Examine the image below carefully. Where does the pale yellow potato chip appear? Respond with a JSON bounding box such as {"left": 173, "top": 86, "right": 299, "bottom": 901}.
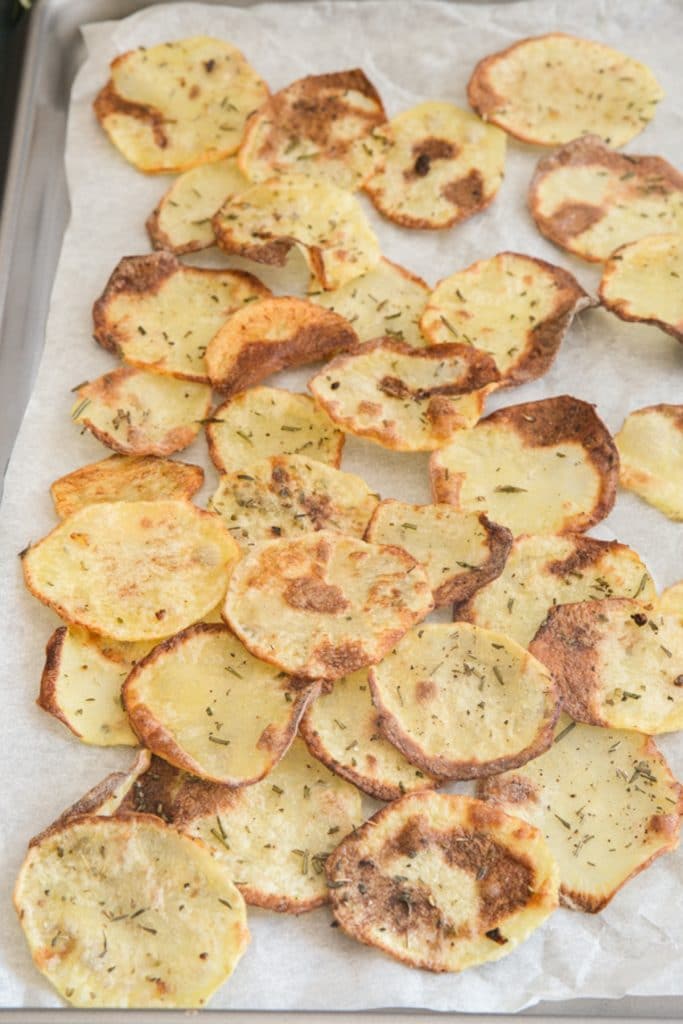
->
{"left": 599, "top": 234, "right": 683, "bottom": 342}
{"left": 616, "top": 404, "right": 683, "bottom": 520}
{"left": 661, "top": 583, "right": 683, "bottom": 618}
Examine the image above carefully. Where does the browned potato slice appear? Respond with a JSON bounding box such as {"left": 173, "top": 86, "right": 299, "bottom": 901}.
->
{"left": 616, "top": 405, "right": 683, "bottom": 520}
{"left": 599, "top": 234, "right": 683, "bottom": 342}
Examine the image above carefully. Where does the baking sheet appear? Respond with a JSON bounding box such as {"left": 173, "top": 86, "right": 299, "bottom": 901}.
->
{"left": 1, "top": 0, "right": 682, "bottom": 1012}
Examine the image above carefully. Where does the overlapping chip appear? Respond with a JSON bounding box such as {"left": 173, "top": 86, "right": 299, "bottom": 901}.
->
{"left": 615, "top": 405, "right": 683, "bottom": 520}
{"left": 599, "top": 234, "right": 683, "bottom": 342}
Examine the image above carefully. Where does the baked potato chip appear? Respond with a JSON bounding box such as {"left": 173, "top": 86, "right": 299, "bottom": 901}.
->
{"left": 661, "top": 583, "right": 683, "bottom": 618}
{"left": 599, "top": 234, "right": 683, "bottom": 342}
{"left": 15, "top": 814, "right": 249, "bottom": 1007}
{"left": 326, "top": 792, "right": 559, "bottom": 972}
{"left": 123, "top": 623, "right": 318, "bottom": 785}
{"left": 616, "top": 405, "right": 683, "bottom": 520}
{"left": 431, "top": 395, "right": 618, "bottom": 536}
{"left": 224, "top": 531, "right": 433, "bottom": 682}
{"left": 529, "top": 136, "right": 683, "bottom": 263}
{"left": 22, "top": 500, "right": 239, "bottom": 642}
{"left": 94, "top": 36, "right": 268, "bottom": 173}
{"left": 309, "top": 339, "right": 499, "bottom": 451}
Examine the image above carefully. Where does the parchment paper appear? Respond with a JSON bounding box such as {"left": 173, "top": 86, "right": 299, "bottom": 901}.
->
{"left": 1, "top": 0, "right": 682, "bottom": 1011}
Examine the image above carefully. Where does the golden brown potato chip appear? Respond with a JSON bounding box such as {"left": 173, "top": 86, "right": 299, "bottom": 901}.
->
{"left": 326, "top": 792, "right": 559, "bottom": 972}
{"left": 468, "top": 33, "right": 663, "bottom": 147}
{"left": 363, "top": 101, "right": 506, "bottom": 229}
{"left": 599, "top": 234, "right": 683, "bottom": 342}
{"left": 616, "top": 404, "right": 683, "bottom": 520}
{"left": 661, "top": 583, "right": 683, "bottom": 618}
{"left": 94, "top": 36, "right": 268, "bottom": 173}
{"left": 420, "top": 252, "right": 593, "bottom": 385}
{"left": 431, "top": 395, "right": 618, "bottom": 536}
{"left": 309, "top": 339, "right": 499, "bottom": 452}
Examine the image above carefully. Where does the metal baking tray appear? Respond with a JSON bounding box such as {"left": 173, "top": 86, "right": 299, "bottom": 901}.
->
{"left": 0, "top": 1, "right": 682, "bottom": 1019}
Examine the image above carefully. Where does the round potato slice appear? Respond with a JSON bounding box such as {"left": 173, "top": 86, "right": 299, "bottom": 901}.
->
{"left": 309, "top": 339, "right": 499, "bottom": 452}
{"left": 206, "top": 296, "right": 358, "bottom": 395}
{"left": 209, "top": 454, "right": 379, "bottom": 551}
{"left": 661, "top": 583, "right": 683, "bottom": 618}
{"left": 124, "top": 623, "right": 318, "bottom": 785}
{"left": 468, "top": 33, "right": 663, "bottom": 148}
{"left": 213, "top": 172, "right": 381, "bottom": 291}
{"left": 363, "top": 101, "right": 506, "bottom": 229}
{"left": 72, "top": 368, "right": 211, "bottom": 457}
{"left": 22, "top": 500, "right": 239, "bottom": 642}
{"left": 206, "top": 386, "right": 344, "bottom": 474}
{"left": 455, "top": 533, "right": 656, "bottom": 648}
{"left": 479, "top": 714, "right": 682, "bottom": 913}
{"left": 369, "top": 623, "right": 559, "bottom": 780}
{"left": 530, "top": 598, "right": 683, "bottom": 734}
{"left": 420, "top": 252, "right": 592, "bottom": 384}
{"left": 599, "top": 234, "right": 683, "bottom": 342}
{"left": 14, "top": 814, "right": 249, "bottom": 1008}
{"left": 529, "top": 136, "right": 683, "bottom": 263}
{"left": 326, "top": 792, "right": 559, "bottom": 972}
{"left": 94, "top": 36, "right": 268, "bottom": 173}
{"left": 364, "top": 500, "right": 511, "bottom": 607}
{"left": 430, "top": 395, "right": 618, "bottom": 537}
{"left": 224, "top": 531, "right": 434, "bottom": 682}
{"left": 616, "top": 405, "right": 683, "bottom": 520}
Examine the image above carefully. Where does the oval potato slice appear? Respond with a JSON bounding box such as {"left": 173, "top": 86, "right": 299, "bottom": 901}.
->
{"left": 14, "top": 814, "right": 249, "bottom": 1008}
{"left": 363, "top": 101, "right": 506, "bottom": 229}
{"left": 430, "top": 395, "right": 618, "bottom": 536}
{"left": 22, "top": 500, "right": 239, "bottom": 642}
{"left": 369, "top": 623, "right": 559, "bottom": 780}
{"left": 615, "top": 404, "right": 683, "bottom": 520}
{"left": 468, "top": 34, "right": 663, "bottom": 148}
{"left": 224, "top": 531, "right": 434, "bottom": 682}
{"left": 309, "top": 339, "right": 499, "bottom": 452}
{"left": 326, "top": 792, "right": 559, "bottom": 972}
{"left": 94, "top": 36, "right": 268, "bottom": 173}
{"left": 599, "top": 234, "right": 683, "bottom": 342}
{"left": 479, "top": 714, "right": 682, "bottom": 913}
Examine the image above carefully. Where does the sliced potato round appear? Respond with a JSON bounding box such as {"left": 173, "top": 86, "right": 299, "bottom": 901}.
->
{"left": 456, "top": 533, "right": 656, "bottom": 648}
{"left": 309, "top": 339, "right": 498, "bottom": 452}
{"left": 616, "top": 404, "right": 683, "bottom": 520}
{"left": 468, "top": 33, "right": 663, "bottom": 148}
{"left": 213, "top": 172, "right": 381, "bottom": 291}
{"left": 599, "top": 234, "right": 683, "bottom": 342}
{"left": 479, "top": 714, "right": 682, "bottom": 913}
{"left": 15, "top": 814, "right": 249, "bottom": 1008}
{"left": 22, "top": 500, "right": 239, "bottom": 642}
{"left": 326, "top": 792, "right": 559, "bottom": 972}
{"left": 430, "top": 395, "right": 618, "bottom": 536}
{"left": 206, "top": 386, "right": 344, "bottom": 474}
{"left": 529, "top": 136, "right": 683, "bottom": 263}
{"left": 420, "top": 252, "right": 592, "bottom": 384}
{"left": 124, "top": 623, "right": 318, "bottom": 785}
{"left": 369, "top": 623, "right": 559, "bottom": 780}
{"left": 364, "top": 500, "right": 511, "bottom": 607}
{"left": 661, "top": 583, "right": 683, "bottom": 618}
{"left": 93, "top": 252, "right": 270, "bottom": 382}
{"left": 224, "top": 531, "right": 433, "bottom": 682}
{"left": 530, "top": 598, "right": 683, "bottom": 734}
{"left": 72, "top": 368, "right": 211, "bottom": 457}
{"left": 206, "top": 296, "right": 358, "bottom": 395}
{"left": 364, "top": 101, "right": 505, "bottom": 229}
{"left": 209, "top": 454, "right": 378, "bottom": 550}
{"left": 94, "top": 36, "right": 268, "bottom": 173}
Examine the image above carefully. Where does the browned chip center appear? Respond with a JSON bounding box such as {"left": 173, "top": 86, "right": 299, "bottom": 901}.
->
{"left": 284, "top": 577, "right": 349, "bottom": 614}
{"left": 408, "top": 137, "right": 458, "bottom": 179}
{"left": 547, "top": 201, "right": 604, "bottom": 238}
{"left": 442, "top": 170, "right": 485, "bottom": 209}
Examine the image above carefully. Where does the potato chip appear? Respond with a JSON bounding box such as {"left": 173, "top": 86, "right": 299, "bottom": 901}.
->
{"left": 15, "top": 814, "right": 249, "bottom": 1007}
{"left": 456, "top": 533, "right": 656, "bottom": 648}
{"left": 529, "top": 136, "right": 683, "bottom": 263}
{"left": 326, "top": 792, "right": 559, "bottom": 972}
{"left": 94, "top": 36, "right": 268, "bottom": 173}
{"left": 72, "top": 368, "right": 211, "bottom": 457}
{"left": 479, "top": 714, "right": 682, "bottom": 912}
{"left": 206, "top": 386, "right": 344, "bottom": 474}
{"left": 661, "top": 583, "right": 683, "bottom": 618}
{"left": 209, "top": 454, "right": 378, "bottom": 550}
{"left": 364, "top": 500, "right": 511, "bottom": 607}
{"left": 213, "top": 172, "right": 381, "bottom": 291}
{"left": 599, "top": 234, "right": 683, "bottom": 342}
{"left": 206, "top": 296, "right": 358, "bottom": 395}
{"left": 309, "top": 339, "right": 498, "bottom": 451}
{"left": 615, "top": 404, "right": 683, "bottom": 520}
{"left": 530, "top": 598, "right": 683, "bottom": 734}
{"left": 22, "top": 500, "right": 239, "bottom": 642}
{"left": 363, "top": 101, "right": 505, "bottom": 229}
{"left": 420, "top": 252, "right": 592, "bottom": 385}
{"left": 93, "top": 252, "right": 270, "bottom": 382}
{"left": 224, "top": 531, "right": 433, "bottom": 682}
{"left": 430, "top": 395, "right": 618, "bottom": 536}
{"left": 468, "top": 34, "right": 663, "bottom": 148}
{"left": 123, "top": 623, "right": 318, "bottom": 785}
{"left": 369, "top": 623, "right": 559, "bottom": 780}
